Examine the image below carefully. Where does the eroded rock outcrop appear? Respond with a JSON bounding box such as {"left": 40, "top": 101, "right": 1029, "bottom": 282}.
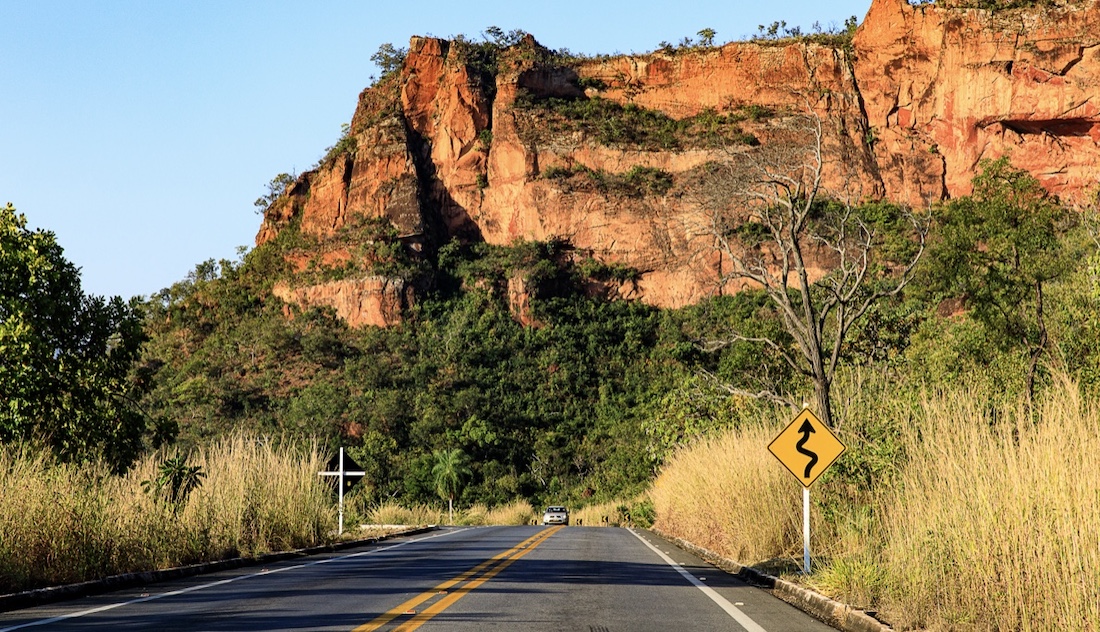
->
{"left": 272, "top": 277, "right": 411, "bottom": 328}
{"left": 257, "top": 0, "right": 1100, "bottom": 327}
{"left": 855, "top": 0, "right": 1100, "bottom": 204}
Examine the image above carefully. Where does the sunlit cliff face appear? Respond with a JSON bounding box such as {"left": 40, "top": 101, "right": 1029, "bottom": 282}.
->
{"left": 257, "top": 0, "right": 1100, "bottom": 326}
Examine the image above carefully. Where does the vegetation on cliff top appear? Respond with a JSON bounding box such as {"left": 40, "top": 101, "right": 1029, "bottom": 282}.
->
{"left": 515, "top": 96, "right": 764, "bottom": 150}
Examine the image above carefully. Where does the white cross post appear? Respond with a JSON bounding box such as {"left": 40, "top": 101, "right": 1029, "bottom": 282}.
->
{"left": 318, "top": 447, "right": 366, "bottom": 536}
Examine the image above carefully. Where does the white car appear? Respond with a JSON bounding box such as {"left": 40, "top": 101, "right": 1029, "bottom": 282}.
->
{"left": 542, "top": 505, "right": 569, "bottom": 526}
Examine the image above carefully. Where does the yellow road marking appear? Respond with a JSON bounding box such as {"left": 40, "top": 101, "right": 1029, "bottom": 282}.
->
{"left": 393, "top": 527, "right": 561, "bottom": 632}
{"left": 354, "top": 527, "right": 561, "bottom": 632}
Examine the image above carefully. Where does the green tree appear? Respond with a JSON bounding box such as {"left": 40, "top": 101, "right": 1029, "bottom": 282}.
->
{"left": 696, "top": 28, "right": 717, "bottom": 47}
{"left": 0, "top": 203, "right": 152, "bottom": 470}
{"left": 432, "top": 448, "right": 471, "bottom": 524}
{"left": 923, "top": 157, "right": 1073, "bottom": 405}
{"left": 254, "top": 173, "right": 295, "bottom": 216}
{"left": 371, "top": 43, "right": 407, "bottom": 77}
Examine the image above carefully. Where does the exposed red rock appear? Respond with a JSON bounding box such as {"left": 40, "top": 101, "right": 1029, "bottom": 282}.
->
{"left": 257, "top": 0, "right": 1100, "bottom": 327}
{"left": 854, "top": 0, "right": 1100, "bottom": 206}
{"left": 272, "top": 277, "right": 411, "bottom": 328}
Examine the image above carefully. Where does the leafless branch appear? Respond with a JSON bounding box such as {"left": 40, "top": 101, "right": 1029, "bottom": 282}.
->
{"left": 683, "top": 91, "right": 926, "bottom": 428}
{"left": 697, "top": 368, "right": 794, "bottom": 409}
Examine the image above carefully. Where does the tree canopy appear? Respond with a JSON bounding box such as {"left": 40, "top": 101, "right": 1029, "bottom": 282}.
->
{"left": 923, "top": 157, "right": 1074, "bottom": 401}
{"left": 0, "top": 203, "right": 154, "bottom": 470}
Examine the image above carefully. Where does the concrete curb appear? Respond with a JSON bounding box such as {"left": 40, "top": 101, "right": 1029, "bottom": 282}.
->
{"left": 651, "top": 528, "right": 892, "bottom": 632}
{"left": 0, "top": 526, "right": 436, "bottom": 614}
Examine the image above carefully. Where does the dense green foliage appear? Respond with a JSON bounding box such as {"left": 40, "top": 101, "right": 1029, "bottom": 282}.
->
{"left": 924, "top": 159, "right": 1071, "bottom": 345}
{"left": 919, "top": 158, "right": 1077, "bottom": 401}
{"left": 135, "top": 229, "right": 799, "bottom": 507}
{"left": 0, "top": 203, "right": 154, "bottom": 471}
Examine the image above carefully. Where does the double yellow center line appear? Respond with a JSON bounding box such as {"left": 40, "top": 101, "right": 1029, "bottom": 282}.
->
{"left": 354, "top": 526, "right": 563, "bottom": 632}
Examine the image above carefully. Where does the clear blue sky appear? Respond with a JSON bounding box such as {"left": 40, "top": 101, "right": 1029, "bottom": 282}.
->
{"left": 2, "top": 0, "right": 872, "bottom": 300}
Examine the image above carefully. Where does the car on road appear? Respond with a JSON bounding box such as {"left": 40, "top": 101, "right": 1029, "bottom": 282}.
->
{"left": 542, "top": 505, "right": 569, "bottom": 526}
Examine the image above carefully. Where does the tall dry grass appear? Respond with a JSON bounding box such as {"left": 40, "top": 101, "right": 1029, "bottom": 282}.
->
{"left": 879, "top": 378, "right": 1100, "bottom": 630}
{"left": 364, "top": 501, "right": 445, "bottom": 526}
{"left": 180, "top": 435, "right": 332, "bottom": 559}
{"left": 571, "top": 500, "right": 627, "bottom": 526}
{"left": 362, "top": 500, "right": 535, "bottom": 527}
{"left": 650, "top": 374, "right": 1100, "bottom": 630}
{"left": 0, "top": 435, "right": 334, "bottom": 594}
{"left": 649, "top": 418, "right": 803, "bottom": 563}
{"left": 458, "top": 500, "right": 536, "bottom": 526}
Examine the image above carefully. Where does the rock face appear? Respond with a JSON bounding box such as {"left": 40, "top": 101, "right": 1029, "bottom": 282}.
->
{"left": 855, "top": 0, "right": 1100, "bottom": 206}
{"left": 257, "top": 0, "right": 1100, "bottom": 327}
{"left": 272, "top": 278, "right": 411, "bottom": 328}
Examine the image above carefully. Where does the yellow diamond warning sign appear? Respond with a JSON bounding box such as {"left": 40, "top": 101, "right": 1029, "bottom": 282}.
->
{"left": 768, "top": 408, "right": 846, "bottom": 488}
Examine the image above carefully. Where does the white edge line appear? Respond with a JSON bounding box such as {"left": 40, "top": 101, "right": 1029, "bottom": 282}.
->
{"left": 0, "top": 528, "right": 469, "bottom": 632}
{"left": 628, "top": 528, "right": 768, "bottom": 632}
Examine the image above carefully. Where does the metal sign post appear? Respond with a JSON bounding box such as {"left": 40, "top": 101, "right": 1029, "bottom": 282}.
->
{"left": 803, "top": 487, "right": 811, "bottom": 574}
{"left": 318, "top": 447, "right": 366, "bottom": 536}
{"left": 768, "top": 407, "right": 846, "bottom": 575}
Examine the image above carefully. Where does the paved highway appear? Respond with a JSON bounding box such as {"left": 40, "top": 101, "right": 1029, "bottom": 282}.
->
{"left": 0, "top": 526, "right": 838, "bottom": 631}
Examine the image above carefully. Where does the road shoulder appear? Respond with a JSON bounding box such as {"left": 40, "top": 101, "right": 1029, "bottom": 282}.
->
{"left": 0, "top": 526, "right": 436, "bottom": 614}
{"left": 650, "top": 528, "right": 891, "bottom": 632}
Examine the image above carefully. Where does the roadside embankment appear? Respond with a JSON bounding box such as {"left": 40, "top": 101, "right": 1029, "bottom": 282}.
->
{"left": 0, "top": 434, "right": 333, "bottom": 595}
{"left": 650, "top": 372, "right": 1100, "bottom": 630}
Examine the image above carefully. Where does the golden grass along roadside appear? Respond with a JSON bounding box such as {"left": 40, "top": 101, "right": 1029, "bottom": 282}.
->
{"left": 649, "top": 373, "right": 1100, "bottom": 630}
{"left": 361, "top": 499, "right": 535, "bottom": 527}
{"left": 0, "top": 435, "right": 334, "bottom": 594}
{"left": 649, "top": 418, "right": 801, "bottom": 564}
{"left": 570, "top": 500, "right": 626, "bottom": 526}
{"left": 878, "top": 378, "right": 1100, "bottom": 630}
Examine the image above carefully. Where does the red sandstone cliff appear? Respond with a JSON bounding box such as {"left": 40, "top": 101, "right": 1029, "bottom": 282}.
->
{"left": 257, "top": 0, "right": 1100, "bottom": 327}
{"left": 855, "top": 0, "right": 1100, "bottom": 205}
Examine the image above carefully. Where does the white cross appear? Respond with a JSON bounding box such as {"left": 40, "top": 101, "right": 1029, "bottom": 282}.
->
{"left": 318, "top": 447, "right": 365, "bottom": 536}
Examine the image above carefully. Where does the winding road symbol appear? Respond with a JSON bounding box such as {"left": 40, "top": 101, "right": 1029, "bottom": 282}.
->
{"left": 795, "top": 420, "right": 818, "bottom": 478}
{"left": 767, "top": 409, "right": 846, "bottom": 487}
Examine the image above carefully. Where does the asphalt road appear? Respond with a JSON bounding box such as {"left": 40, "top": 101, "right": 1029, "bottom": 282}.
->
{"left": 0, "top": 526, "right": 838, "bottom": 631}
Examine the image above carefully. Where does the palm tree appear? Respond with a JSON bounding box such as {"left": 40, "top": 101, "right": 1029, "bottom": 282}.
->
{"left": 432, "top": 448, "right": 471, "bottom": 525}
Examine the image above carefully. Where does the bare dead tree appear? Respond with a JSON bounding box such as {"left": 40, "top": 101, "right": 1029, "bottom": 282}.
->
{"left": 687, "top": 102, "right": 927, "bottom": 429}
